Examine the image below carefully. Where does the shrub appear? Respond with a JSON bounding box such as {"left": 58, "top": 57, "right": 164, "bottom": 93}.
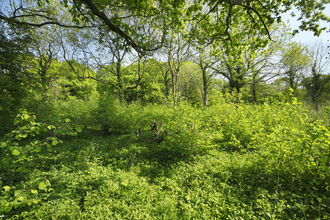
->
{"left": 0, "top": 112, "right": 81, "bottom": 213}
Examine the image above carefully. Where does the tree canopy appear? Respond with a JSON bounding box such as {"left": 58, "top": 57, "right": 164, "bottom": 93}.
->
{"left": 1, "top": 0, "right": 330, "bottom": 54}
{"left": 0, "top": 0, "right": 330, "bottom": 108}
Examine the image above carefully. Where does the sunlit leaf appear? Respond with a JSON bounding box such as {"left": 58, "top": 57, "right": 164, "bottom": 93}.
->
{"left": 17, "top": 195, "right": 24, "bottom": 202}
{"left": 14, "top": 190, "right": 21, "bottom": 197}
{"left": 3, "top": 186, "right": 10, "bottom": 191}
{"left": 52, "top": 139, "right": 58, "bottom": 145}
{"left": 12, "top": 149, "right": 20, "bottom": 156}
{"left": 38, "top": 182, "right": 47, "bottom": 190}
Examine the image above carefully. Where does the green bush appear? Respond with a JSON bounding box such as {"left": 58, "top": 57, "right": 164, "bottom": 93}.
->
{"left": 2, "top": 94, "right": 330, "bottom": 219}
{"left": 0, "top": 113, "right": 81, "bottom": 213}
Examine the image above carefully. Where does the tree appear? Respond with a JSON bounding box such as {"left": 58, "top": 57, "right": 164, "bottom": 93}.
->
{"left": 211, "top": 42, "right": 252, "bottom": 95}
{"left": 193, "top": 45, "right": 218, "bottom": 107}
{"left": 41, "top": 60, "right": 98, "bottom": 101}
{"left": 2, "top": 0, "right": 329, "bottom": 55}
{"left": 302, "top": 40, "right": 330, "bottom": 110}
{"left": 245, "top": 23, "right": 291, "bottom": 102}
{"left": 0, "top": 20, "right": 33, "bottom": 134}
{"left": 160, "top": 32, "right": 192, "bottom": 105}
{"left": 94, "top": 49, "right": 147, "bottom": 103}
{"left": 125, "top": 59, "right": 166, "bottom": 104}
{"left": 280, "top": 42, "right": 311, "bottom": 95}
{"left": 154, "top": 60, "right": 171, "bottom": 100}
{"left": 178, "top": 61, "right": 203, "bottom": 105}
{"left": 29, "top": 25, "right": 62, "bottom": 101}
{"left": 210, "top": 22, "right": 291, "bottom": 101}
{"left": 94, "top": 33, "right": 136, "bottom": 101}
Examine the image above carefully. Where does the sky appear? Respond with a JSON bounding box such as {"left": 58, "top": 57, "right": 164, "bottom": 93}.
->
{"left": 282, "top": 6, "right": 330, "bottom": 45}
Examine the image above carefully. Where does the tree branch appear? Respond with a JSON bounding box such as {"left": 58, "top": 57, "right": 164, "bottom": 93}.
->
{"left": 78, "top": 0, "right": 149, "bottom": 54}
{"left": 241, "top": 4, "right": 272, "bottom": 40}
{"left": 0, "top": 15, "right": 93, "bottom": 29}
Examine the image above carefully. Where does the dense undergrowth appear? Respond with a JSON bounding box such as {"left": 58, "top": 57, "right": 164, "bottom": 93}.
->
{"left": 1, "top": 95, "right": 330, "bottom": 219}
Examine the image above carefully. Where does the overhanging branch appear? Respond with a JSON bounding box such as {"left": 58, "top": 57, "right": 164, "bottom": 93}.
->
{"left": 241, "top": 4, "right": 272, "bottom": 40}
{"left": 0, "top": 14, "right": 94, "bottom": 29}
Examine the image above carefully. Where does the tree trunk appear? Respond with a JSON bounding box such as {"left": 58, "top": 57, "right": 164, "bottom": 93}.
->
{"left": 201, "top": 67, "right": 208, "bottom": 107}
{"left": 163, "top": 70, "right": 170, "bottom": 98}
{"left": 171, "top": 71, "right": 177, "bottom": 105}
{"left": 251, "top": 84, "right": 257, "bottom": 103}
{"left": 116, "top": 62, "right": 125, "bottom": 101}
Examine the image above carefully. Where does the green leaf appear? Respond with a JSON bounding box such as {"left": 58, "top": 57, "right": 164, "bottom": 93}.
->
{"left": 49, "top": 117, "right": 56, "bottom": 122}
{"left": 31, "top": 189, "right": 38, "bottom": 194}
{"left": 65, "top": 118, "right": 71, "bottom": 123}
{"left": 1, "top": 142, "right": 7, "bottom": 147}
{"left": 3, "top": 186, "right": 11, "bottom": 191}
{"left": 75, "top": 126, "right": 82, "bottom": 133}
{"left": 14, "top": 190, "right": 21, "bottom": 197}
{"left": 12, "top": 149, "right": 20, "bottom": 156}
{"left": 52, "top": 139, "right": 58, "bottom": 146}
{"left": 32, "top": 199, "right": 39, "bottom": 204}
{"left": 47, "top": 125, "right": 55, "bottom": 130}
{"left": 14, "top": 117, "right": 22, "bottom": 126}
{"left": 17, "top": 196, "right": 24, "bottom": 202}
{"left": 38, "top": 182, "right": 47, "bottom": 190}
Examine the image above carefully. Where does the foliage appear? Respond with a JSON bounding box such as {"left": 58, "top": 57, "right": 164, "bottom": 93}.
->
{"left": 97, "top": 59, "right": 165, "bottom": 104}
{"left": 280, "top": 42, "right": 311, "bottom": 94}
{"left": 0, "top": 20, "right": 34, "bottom": 135}
{"left": 254, "top": 102, "right": 330, "bottom": 177}
{"left": 3, "top": 0, "right": 330, "bottom": 57}
{"left": 1, "top": 96, "right": 330, "bottom": 218}
{"left": 0, "top": 112, "right": 82, "bottom": 213}
{"left": 55, "top": 61, "right": 98, "bottom": 101}
{"left": 178, "top": 61, "right": 203, "bottom": 105}
{"left": 130, "top": 59, "right": 167, "bottom": 104}
{"left": 1, "top": 0, "right": 330, "bottom": 218}
{"left": 302, "top": 40, "right": 330, "bottom": 110}
{"left": 53, "top": 97, "right": 99, "bottom": 131}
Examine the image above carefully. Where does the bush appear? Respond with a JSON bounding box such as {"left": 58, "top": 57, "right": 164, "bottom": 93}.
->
{"left": 0, "top": 113, "right": 81, "bottom": 213}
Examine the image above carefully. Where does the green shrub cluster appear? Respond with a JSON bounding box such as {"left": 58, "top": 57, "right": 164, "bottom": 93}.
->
{"left": 0, "top": 112, "right": 81, "bottom": 213}
{"left": 1, "top": 95, "right": 330, "bottom": 219}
